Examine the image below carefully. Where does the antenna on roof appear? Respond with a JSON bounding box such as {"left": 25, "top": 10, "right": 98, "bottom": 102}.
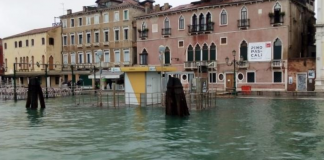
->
{"left": 61, "top": 3, "right": 65, "bottom": 15}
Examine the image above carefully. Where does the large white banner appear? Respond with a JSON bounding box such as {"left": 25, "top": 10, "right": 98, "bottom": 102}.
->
{"left": 248, "top": 42, "right": 272, "bottom": 62}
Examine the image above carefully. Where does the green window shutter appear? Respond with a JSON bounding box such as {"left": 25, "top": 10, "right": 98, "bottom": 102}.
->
{"left": 165, "top": 51, "right": 170, "bottom": 64}
{"left": 240, "top": 46, "right": 248, "bottom": 60}
{"left": 188, "top": 50, "right": 193, "bottom": 61}
{"left": 203, "top": 49, "right": 208, "bottom": 61}
{"left": 274, "top": 46, "right": 282, "bottom": 60}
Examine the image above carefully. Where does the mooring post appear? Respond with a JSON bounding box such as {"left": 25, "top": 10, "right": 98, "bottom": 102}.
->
{"left": 71, "top": 65, "right": 75, "bottom": 96}
{"left": 45, "top": 64, "right": 48, "bottom": 99}
{"left": 13, "top": 63, "right": 17, "bottom": 102}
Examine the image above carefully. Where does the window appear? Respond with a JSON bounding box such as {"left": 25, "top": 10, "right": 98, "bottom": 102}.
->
{"left": 42, "top": 38, "right": 45, "bottom": 45}
{"left": 86, "top": 52, "right": 92, "bottom": 63}
{"left": 42, "top": 55, "right": 45, "bottom": 69}
{"left": 220, "top": 37, "right": 227, "bottom": 45}
{"left": 199, "top": 13, "right": 205, "bottom": 29}
{"left": 114, "top": 50, "right": 120, "bottom": 63}
{"left": 195, "top": 45, "right": 201, "bottom": 61}
{"left": 19, "top": 41, "right": 22, "bottom": 47}
{"left": 115, "top": 29, "right": 120, "bottom": 41}
{"left": 114, "top": 11, "right": 119, "bottom": 22}
{"left": 94, "top": 32, "right": 99, "bottom": 43}
{"left": 94, "top": 52, "right": 100, "bottom": 63}
{"left": 78, "top": 52, "right": 83, "bottom": 64}
{"left": 123, "top": 49, "right": 130, "bottom": 62}
{"left": 94, "top": 15, "right": 99, "bottom": 24}
{"left": 104, "top": 30, "right": 109, "bottom": 42}
{"left": 237, "top": 73, "right": 244, "bottom": 81}
{"left": 202, "top": 44, "right": 208, "bottom": 61}
{"left": 86, "top": 16, "right": 91, "bottom": 25}
{"left": 164, "top": 47, "right": 170, "bottom": 64}
{"left": 78, "top": 34, "right": 83, "bottom": 44}
{"left": 26, "top": 40, "right": 29, "bottom": 47}
{"left": 62, "top": 19, "right": 67, "bottom": 28}
{"left": 218, "top": 73, "right": 224, "bottom": 81}
{"left": 103, "top": 13, "right": 109, "bottom": 23}
{"left": 210, "top": 43, "right": 216, "bottom": 60}
{"left": 273, "top": 39, "right": 282, "bottom": 60}
{"left": 187, "top": 45, "right": 194, "bottom": 61}
{"left": 15, "top": 41, "right": 17, "bottom": 48}
{"left": 178, "top": 40, "right": 184, "bottom": 48}
{"left": 71, "top": 53, "right": 76, "bottom": 64}
{"left": 179, "top": 16, "right": 184, "bottom": 30}
{"left": 4, "top": 43, "right": 7, "bottom": 49}
{"left": 78, "top": 17, "right": 82, "bottom": 26}
{"left": 31, "top": 39, "right": 34, "bottom": 46}
{"left": 140, "top": 49, "right": 148, "bottom": 65}
{"left": 63, "top": 35, "right": 67, "bottom": 46}
{"left": 104, "top": 50, "right": 110, "bottom": 62}
{"left": 220, "top": 9, "right": 228, "bottom": 25}
{"left": 70, "top": 34, "right": 75, "bottom": 45}
{"left": 274, "top": 2, "right": 282, "bottom": 24}
{"left": 31, "top": 56, "right": 34, "bottom": 70}
{"left": 86, "top": 32, "right": 91, "bottom": 43}
{"left": 124, "top": 28, "right": 128, "bottom": 40}
{"left": 123, "top": 10, "right": 129, "bottom": 20}
{"left": 63, "top": 54, "right": 68, "bottom": 64}
{"left": 49, "top": 38, "right": 54, "bottom": 45}
{"left": 247, "top": 72, "right": 255, "bottom": 83}
{"left": 55, "top": 77, "right": 60, "bottom": 85}
{"left": 240, "top": 41, "right": 248, "bottom": 60}
{"left": 71, "top": 19, "right": 75, "bottom": 27}
{"left": 209, "top": 72, "right": 217, "bottom": 83}
{"left": 206, "top": 12, "right": 212, "bottom": 27}
{"left": 241, "top": 7, "right": 248, "bottom": 20}
{"left": 274, "top": 71, "right": 282, "bottom": 83}
{"left": 164, "top": 17, "right": 170, "bottom": 28}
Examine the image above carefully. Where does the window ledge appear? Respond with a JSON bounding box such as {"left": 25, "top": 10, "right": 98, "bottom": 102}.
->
{"left": 219, "top": 24, "right": 228, "bottom": 27}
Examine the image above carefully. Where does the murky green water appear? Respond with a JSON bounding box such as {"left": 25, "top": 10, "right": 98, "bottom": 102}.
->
{"left": 1, "top": 98, "right": 324, "bottom": 160}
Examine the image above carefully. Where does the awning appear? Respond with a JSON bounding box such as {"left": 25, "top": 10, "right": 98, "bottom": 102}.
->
{"left": 88, "top": 70, "right": 124, "bottom": 79}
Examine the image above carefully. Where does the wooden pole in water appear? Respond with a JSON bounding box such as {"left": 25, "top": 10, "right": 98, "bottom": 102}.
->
{"left": 26, "top": 77, "right": 45, "bottom": 110}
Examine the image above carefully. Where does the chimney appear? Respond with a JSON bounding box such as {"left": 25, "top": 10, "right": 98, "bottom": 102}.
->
{"left": 67, "top": 9, "right": 72, "bottom": 15}
{"left": 154, "top": 4, "right": 160, "bottom": 12}
{"left": 83, "top": 6, "right": 87, "bottom": 12}
{"left": 164, "top": 3, "right": 170, "bottom": 10}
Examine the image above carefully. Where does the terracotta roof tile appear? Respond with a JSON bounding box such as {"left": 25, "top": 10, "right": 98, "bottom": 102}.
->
{"left": 4, "top": 26, "right": 59, "bottom": 40}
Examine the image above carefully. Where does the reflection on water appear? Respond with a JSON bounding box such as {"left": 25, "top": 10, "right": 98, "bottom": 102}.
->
{"left": 0, "top": 97, "right": 324, "bottom": 159}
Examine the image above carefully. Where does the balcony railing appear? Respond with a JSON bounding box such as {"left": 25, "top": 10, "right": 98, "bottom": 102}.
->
{"left": 188, "top": 22, "right": 214, "bottom": 34}
{"left": 139, "top": 30, "right": 148, "bottom": 39}
{"left": 238, "top": 19, "right": 250, "bottom": 29}
{"left": 184, "top": 61, "right": 217, "bottom": 69}
{"left": 270, "top": 15, "right": 284, "bottom": 25}
{"left": 237, "top": 61, "right": 249, "bottom": 69}
{"left": 271, "top": 60, "right": 283, "bottom": 68}
{"left": 162, "top": 28, "right": 171, "bottom": 36}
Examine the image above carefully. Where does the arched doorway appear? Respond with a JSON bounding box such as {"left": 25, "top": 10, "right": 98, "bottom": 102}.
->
{"left": 49, "top": 56, "right": 54, "bottom": 70}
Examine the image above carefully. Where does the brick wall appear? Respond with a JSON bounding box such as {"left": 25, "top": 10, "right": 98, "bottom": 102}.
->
{"left": 287, "top": 58, "right": 315, "bottom": 91}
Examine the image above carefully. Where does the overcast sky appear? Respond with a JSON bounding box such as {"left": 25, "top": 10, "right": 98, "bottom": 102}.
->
{"left": 0, "top": 0, "right": 318, "bottom": 38}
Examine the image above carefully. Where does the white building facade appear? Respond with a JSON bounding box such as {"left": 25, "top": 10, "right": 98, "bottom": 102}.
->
{"left": 315, "top": 0, "right": 324, "bottom": 91}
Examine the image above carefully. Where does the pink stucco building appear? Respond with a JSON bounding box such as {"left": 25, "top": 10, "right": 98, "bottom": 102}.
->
{"left": 135, "top": 0, "right": 315, "bottom": 91}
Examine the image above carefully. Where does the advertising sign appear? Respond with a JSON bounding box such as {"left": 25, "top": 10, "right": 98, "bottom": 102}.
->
{"left": 248, "top": 42, "right": 272, "bottom": 61}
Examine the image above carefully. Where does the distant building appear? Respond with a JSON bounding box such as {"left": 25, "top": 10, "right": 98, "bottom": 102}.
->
{"left": 2, "top": 26, "right": 62, "bottom": 87}
{"left": 315, "top": 0, "right": 324, "bottom": 91}
{"left": 0, "top": 38, "right": 4, "bottom": 77}
{"left": 135, "top": 0, "right": 316, "bottom": 91}
{"left": 59, "top": 0, "right": 151, "bottom": 87}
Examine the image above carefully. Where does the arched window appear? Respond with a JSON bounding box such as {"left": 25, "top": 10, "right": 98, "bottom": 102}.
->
{"left": 195, "top": 45, "right": 201, "bottom": 61}
{"left": 206, "top": 12, "right": 212, "bottom": 30}
{"left": 240, "top": 41, "right": 248, "bottom": 61}
{"left": 49, "top": 56, "right": 54, "bottom": 70}
{"left": 192, "top": 14, "right": 198, "bottom": 32}
{"left": 26, "top": 57, "right": 29, "bottom": 69}
{"left": 187, "top": 45, "right": 194, "bottom": 62}
{"left": 31, "top": 56, "right": 34, "bottom": 70}
{"left": 274, "top": 2, "right": 282, "bottom": 23}
{"left": 5, "top": 59, "right": 7, "bottom": 69}
{"left": 141, "top": 22, "right": 146, "bottom": 31}
{"left": 140, "top": 49, "right": 148, "bottom": 65}
{"left": 164, "top": 47, "right": 170, "bottom": 64}
{"left": 202, "top": 44, "right": 208, "bottom": 61}
{"left": 199, "top": 13, "right": 205, "bottom": 30}
{"left": 164, "top": 17, "right": 171, "bottom": 35}
{"left": 241, "top": 7, "right": 247, "bottom": 20}
{"left": 164, "top": 17, "right": 170, "bottom": 29}
{"left": 19, "top": 57, "right": 22, "bottom": 68}
{"left": 273, "top": 39, "right": 282, "bottom": 60}
{"left": 42, "top": 55, "right": 45, "bottom": 69}
{"left": 23, "top": 57, "right": 26, "bottom": 69}
{"left": 210, "top": 43, "right": 216, "bottom": 61}
{"left": 179, "top": 16, "right": 184, "bottom": 30}
{"left": 220, "top": 9, "right": 227, "bottom": 25}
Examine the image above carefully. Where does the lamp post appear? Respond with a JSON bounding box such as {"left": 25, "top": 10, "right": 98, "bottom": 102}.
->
{"left": 158, "top": 45, "right": 166, "bottom": 105}
{"left": 96, "top": 49, "right": 103, "bottom": 107}
{"left": 225, "top": 50, "right": 243, "bottom": 96}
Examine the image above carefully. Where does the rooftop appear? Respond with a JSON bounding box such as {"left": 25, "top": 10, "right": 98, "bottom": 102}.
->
{"left": 4, "top": 26, "right": 59, "bottom": 40}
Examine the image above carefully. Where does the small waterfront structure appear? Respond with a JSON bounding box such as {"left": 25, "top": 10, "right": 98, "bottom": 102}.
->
{"left": 315, "top": 0, "right": 324, "bottom": 91}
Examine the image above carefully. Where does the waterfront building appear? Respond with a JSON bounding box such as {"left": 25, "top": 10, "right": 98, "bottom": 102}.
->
{"left": 59, "top": 0, "right": 152, "bottom": 87}
{"left": 2, "top": 26, "right": 62, "bottom": 87}
{"left": 135, "top": 0, "right": 316, "bottom": 91}
{"left": 315, "top": 0, "right": 324, "bottom": 91}
{"left": 0, "top": 38, "right": 4, "bottom": 78}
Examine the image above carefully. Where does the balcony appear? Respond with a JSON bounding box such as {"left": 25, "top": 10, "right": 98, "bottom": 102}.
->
{"left": 76, "top": 64, "right": 92, "bottom": 70}
{"left": 188, "top": 22, "right": 214, "bottom": 34}
{"left": 237, "top": 61, "right": 249, "bottom": 69}
{"left": 138, "top": 29, "right": 148, "bottom": 39}
{"left": 103, "top": 42, "right": 109, "bottom": 46}
{"left": 238, "top": 19, "right": 250, "bottom": 29}
{"left": 184, "top": 61, "right": 217, "bottom": 69}
{"left": 93, "top": 43, "right": 100, "bottom": 47}
{"left": 271, "top": 60, "right": 283, "bottom": 68}
{"left": 85, "top": 43, "right": 92, "bottom": 47}
{"left": 77, "top": 44, "right": 83, "bottom": 48}
{"left": 162, "top": 28, "right": 171, "bottom": 37}
{"left": 269, "top": 14, "right": 284, "bottom": 26}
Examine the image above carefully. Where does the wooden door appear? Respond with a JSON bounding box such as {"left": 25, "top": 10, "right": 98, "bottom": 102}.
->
{"left": 49, "top": 56, "right": 54, "bottom": 70}
{"left": 226, "top": 73, "right": 234, "bottom": 90}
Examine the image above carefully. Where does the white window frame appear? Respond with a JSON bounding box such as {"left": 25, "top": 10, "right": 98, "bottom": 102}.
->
{"left": 218, "top": 73, "right": 224, "bottom": 81}
{"left": 94, "top": 31, "right": 100, "bottom": 43}
{"left": 70, "top": 33, "right": 75, "bottom": 45}
{"left": 246, "top": 71, "right": 256, "bottom": 83}
{"left": 114, "top": 11, "right": 120, "bottom": 22}
{"left": 86, "top": 16, "right": 91, "bottom": 25}
{"left": 94, "top": 14, "right": 100, "bottom": 24}
{"left": 273, "top": 71, "right": 283, "bottom": 83}
{"left": 123, "top": 49, "right": 130, "bottom": 62}
{"left": 123, "top": 27, "right": 129, "bottom": 40}
{"left": 62, "top": 19, "right": 67, "bottom": 28}
{"left": 104, "top": 50, "right": 110, "bottom": 62}
{"left": 104, "top": 29, "right": 109, "bottom": 42}
{"left": 123, "top": 10, "right": 129, "bottom": 20}
{"left": 63, "top": 35, "right": 67, "bottom": 46}
{"left": 86, "top": 52, "right": 92, "bottom": 64}
{"left": 71, "top": 52, "right": 76, "bottom": 64}
{"left": 103, "top": 13, "right": 109, "bottom": 23}
{"left": 78, "top": 52, "right": 84, "bottom": 64}
{"left": 237, "top": 72, "right": 244, "bottom": 82}
{"left": 70, "top": 18, "right": 75, "bottom": 28}
{"left": 209, "top": 72, "right": 217, "bottom": 84}
{"left": 94, "top": 51, "right": 100, "bottom": 63}
{"left": 78, "top": 33, "right": 83, "bottom": 44}
{"left": 63, "top": 54, "right": 68, "bottom": 64}
{"left": 78, "top": 17, "right": 83, "bottom": 27}
{"left": 114, "top": 49, "right": 120, "bottom": 63}
{"left": 220, "top": 9, "right": 228, "bottom": 26}
{"left": 178, "top": 15, "right": 185, "bottom": 30}
{"left": 114, "top": 28, "right": 120, "bottom": 41}
{"left": 86, "top": 32, "right": 91, "bottom": 44}
{"left": 220, "top": 37, "right": 227, "bottom": 45}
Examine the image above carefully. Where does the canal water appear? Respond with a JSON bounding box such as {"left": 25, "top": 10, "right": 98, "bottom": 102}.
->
{"left": 1, "top": 98, "right": 324, "bottom": 160}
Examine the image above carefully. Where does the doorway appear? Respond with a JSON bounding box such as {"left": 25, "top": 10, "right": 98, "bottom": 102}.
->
{"left": 49, "top": 56, "right": 54, "bottom": 70}
{"left": 226, "top": 73, "right": 234, "bottom": 90}
{"left": 297, "top": 73, "right": 307, "bottom": 91}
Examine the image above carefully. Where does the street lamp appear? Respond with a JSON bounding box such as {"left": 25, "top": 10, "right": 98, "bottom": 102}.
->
{"left": 225, "top": 50, "right": 244, "bottom": 96}
{"left": 96, "top": 49, "right": 103, "bottom": 107}
{"left": 159, "top": 45, "right": 166, "bottom": 105}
